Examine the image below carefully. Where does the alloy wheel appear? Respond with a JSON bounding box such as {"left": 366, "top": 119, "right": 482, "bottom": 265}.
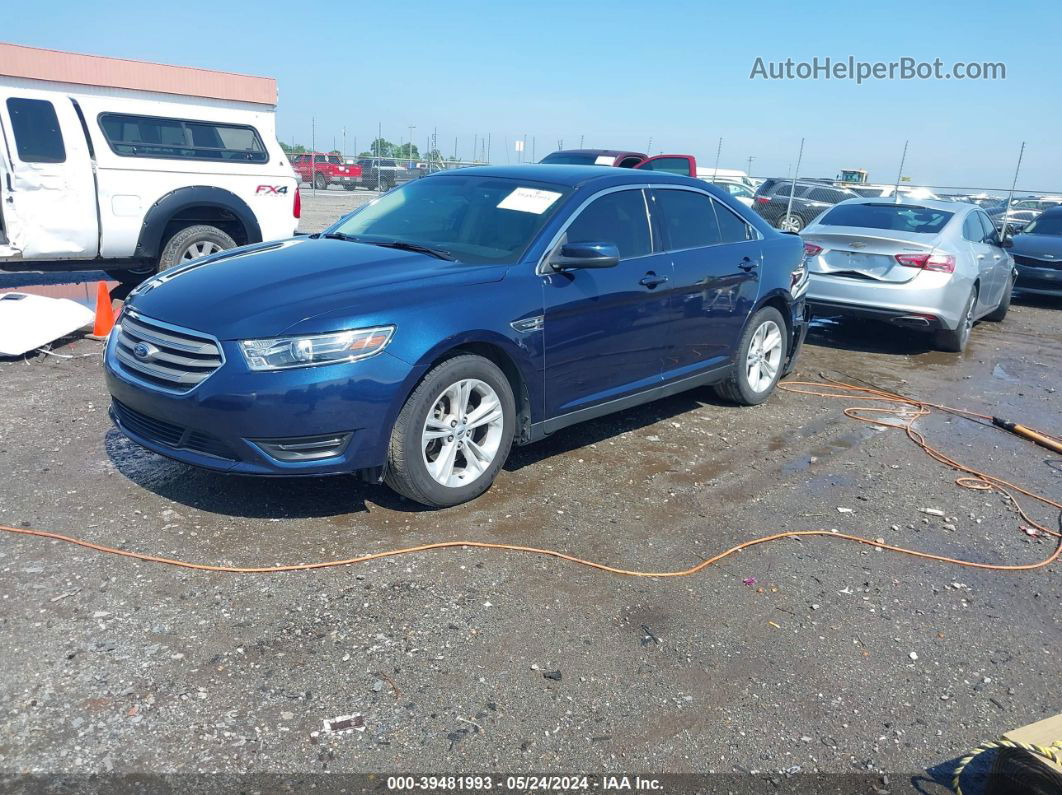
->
{"left": 779, "top": 215, "right": 803, "bottom": 233}
{"left": 745, "top": 320, "right": 784, "bottom": 393}
{"left": 422, "top": 378, "right": 505, "bottom": 488}
{"left": 180, "top": 240, "right": 224, "bottom": 262}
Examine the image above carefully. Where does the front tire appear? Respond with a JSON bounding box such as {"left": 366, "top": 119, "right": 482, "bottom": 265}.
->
{"left": 934, "top": 287, "right": 977, "bottom": 352}
{"left": 385, "top": 355, "right": 516, "bottom": 508}
{"left": 713, "top": 307, "right": 788, "bottom": 406}
{"left": 983, "top": 274, "right": 1013, "bottom": 322}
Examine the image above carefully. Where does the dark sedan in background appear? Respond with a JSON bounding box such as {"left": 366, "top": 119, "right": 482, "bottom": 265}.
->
{"left": 1009, "top": 207, "right": 1062, "bottom": 296}
{"left": 752, "top": 179, "right": 861, "bottom": 232}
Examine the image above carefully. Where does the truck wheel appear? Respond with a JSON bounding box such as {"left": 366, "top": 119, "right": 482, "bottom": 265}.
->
{"left": 159, "top": 225, "right": 236, "bottom": 272}
{"left": 713, "top": 307, "right": 788, "bottom": 406}
{"left": 105, "top": 265, "right": 155, "bottom": 285}
{"left": 314, "top": 173, "right": 327, "bottom": 190}
{"left": 343, "top": 184, "right": 357, "bottom": 191}
{"left": 385, "top": 355, "right": 516, "bottom": 508}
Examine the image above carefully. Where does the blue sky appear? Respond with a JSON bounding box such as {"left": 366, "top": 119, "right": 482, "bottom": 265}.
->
{"left": 9, "top": 0, "right": 1060, "bottom": 189}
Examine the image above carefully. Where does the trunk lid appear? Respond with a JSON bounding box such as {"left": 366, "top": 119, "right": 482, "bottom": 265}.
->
{"left": 802, "top": 228, "right": 942, "bottom": 284}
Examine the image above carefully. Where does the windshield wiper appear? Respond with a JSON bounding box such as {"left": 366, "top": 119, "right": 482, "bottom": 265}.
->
{"left": 321, "top": 232, "right": 360, "bottom": 242}
{"left": 364, "top": 240, "right": 456, "bottom": 261}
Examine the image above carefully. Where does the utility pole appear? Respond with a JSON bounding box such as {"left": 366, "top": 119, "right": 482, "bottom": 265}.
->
{"left": 408, "top": 125, "right": 415, "bottom": 164}
{"left": 377, "top": 121, "right": 382, "bottom": 159}
{"left": 531, "top": 136, "right": 535, "bottom": 163}
{"left": 486, "top": 133, "right": 491, "bottom": 164}
{"left": 579, "top": 134, "right": 584, "bottom": 148}
{"left": 311, "top": 116, "right": 316, "bottom": 196}
{"left": 713, "top": 136, "right": 723, "bottom": 178}
{"left": 342, "top": 127, "right": 346, "bottom": 157}
{"left": 647, "top": 137, "right": 653, "bottom": 154}
{"left": 747, "top": 155, "right": 754, "bottom": 176}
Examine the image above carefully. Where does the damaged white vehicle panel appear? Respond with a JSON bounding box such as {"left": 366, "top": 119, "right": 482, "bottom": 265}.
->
{"left": 0, "top": 292, "right": 95, "bottom": 356}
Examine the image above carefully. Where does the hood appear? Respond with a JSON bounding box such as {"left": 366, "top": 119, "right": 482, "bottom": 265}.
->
{"left": 1009, "top": 232, "right": 1062, "bottom": 260}
{"left": 125, "top": 237, "right": 507, "bottom": 339}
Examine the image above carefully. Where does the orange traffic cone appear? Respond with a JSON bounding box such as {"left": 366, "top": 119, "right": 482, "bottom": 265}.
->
{"left": 92, "top": 281, "right": 116, "bottom": 337}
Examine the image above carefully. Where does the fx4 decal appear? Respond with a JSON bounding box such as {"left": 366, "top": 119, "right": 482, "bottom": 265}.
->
{"left": 256, "top": 185, "right": 290, "bottom": 195}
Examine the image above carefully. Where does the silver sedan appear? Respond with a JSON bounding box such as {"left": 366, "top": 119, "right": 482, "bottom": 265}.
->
{"left": 801, "top": 199, "right": 1015, "bottom": 352}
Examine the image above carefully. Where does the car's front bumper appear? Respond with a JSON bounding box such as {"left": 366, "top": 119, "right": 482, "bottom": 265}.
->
{"left": 806, "top": 270, "right": 966, "bottom": 330}
{"left": 104, "top": 331, "right": 419, "bottom": 477}
{"left": 1014, "top": 262, "right": 1062, "bottom": 296}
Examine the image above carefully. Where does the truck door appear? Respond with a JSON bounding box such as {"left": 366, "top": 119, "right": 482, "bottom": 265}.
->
{"left": 0, "top": 94, "right": 98, "bottom": 259}
{"left": 634, "top": 154, "right": 697, "bottom": 178}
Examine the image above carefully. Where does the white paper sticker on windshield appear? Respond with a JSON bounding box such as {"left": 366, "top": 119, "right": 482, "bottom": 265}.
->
{"left": 497, "top": 187, "right": 563, "bottom": 215}
{"left": 594, "top": 155, "right": 615, "bottom": 165}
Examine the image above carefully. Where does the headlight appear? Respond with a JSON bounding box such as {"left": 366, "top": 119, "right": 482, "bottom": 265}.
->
{"left": 239, "top": 326, "right": 394, "bottom": 371}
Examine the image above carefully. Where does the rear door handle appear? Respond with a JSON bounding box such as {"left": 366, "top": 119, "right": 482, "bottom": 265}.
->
{"left": 639, "top": 273, "right": 668, "bottom": 288}
{"left": 739, "top": 257, "right": 757, "bottom": 272}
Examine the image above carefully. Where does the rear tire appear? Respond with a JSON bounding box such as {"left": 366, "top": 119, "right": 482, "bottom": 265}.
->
{"left": 934, "top": 287, "right": 977, "bottom": 352}
{"left": 984, "top": 274, "right": 1013, "bottom": 322}
{"left": 778, "top": 214, "right": 805, "bottom": 233}
{"left": 158, "top": 225, "right": 236, "bottom": 272}
{"left": 314, "top": 173, "right": 327, "bottom": 190}
{"left": 713, "top": 306, "right": 788, "bottom": 406}
{"left": 385, "top": 355, "right": 516, "bottom": 508}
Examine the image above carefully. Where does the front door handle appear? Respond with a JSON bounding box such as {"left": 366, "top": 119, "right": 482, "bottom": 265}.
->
{"left": 639, "top": 273, "right": 668, "bottom": 288}
{"left": 739, "top": 257, "right": 758, "bottom": 272}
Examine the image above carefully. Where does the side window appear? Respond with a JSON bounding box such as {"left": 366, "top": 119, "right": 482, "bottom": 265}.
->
{"left": 564, "top": 190, "right": 651, "bottom": 260}
{"left": 962, "top": 213, "right": 985, "bottom": 242}
{"left": 98, "top": 113, "right": 267, "bottom": 163}
{"left": 637, "top": 156, "right": 692, "bottom": 176}
{"left": 6, "top": 98, "right": 66, "bottom": 163}
{"left": 653, "top": 189, "right": 721, "bottom": 250}
{"left": 713, "top": 199, "right": 753, "bottom": 243}
{"left": 773, "top": 184, "right": 793, "bottom": 198}
{"left": 977, "top": 212, "right": 998, "bottom": 244}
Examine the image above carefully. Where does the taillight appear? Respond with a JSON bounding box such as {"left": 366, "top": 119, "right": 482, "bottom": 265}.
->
{"left": 895, "top": 253, "right": 955, "bottom": 273}
{"left": 803, "top": 243, "right": 823, "bottom": 257}
{"left": 755, "top": 196, "right": 770, "bottom": 204}
{"left": 293, "top": 187, "right": 301, "bottom": 219}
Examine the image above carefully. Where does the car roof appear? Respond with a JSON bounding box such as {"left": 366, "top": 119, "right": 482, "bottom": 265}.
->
{"left": 423, "top": 164, "right": 702, "bottom": 189}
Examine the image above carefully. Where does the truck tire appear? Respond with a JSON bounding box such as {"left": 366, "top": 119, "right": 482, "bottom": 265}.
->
{"left": 385, "top": 354, "right": 516, "bottom": 508}
{"left": 158, "top": 225, "right": 237, "bottom": 272}
{"left": 314, "top": 173, "right": 327, "bottom": 190}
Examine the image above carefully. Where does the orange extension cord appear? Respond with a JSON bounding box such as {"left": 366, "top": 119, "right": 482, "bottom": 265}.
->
{"left": 0, "top": 377, "right": 1058, "bottom": 576}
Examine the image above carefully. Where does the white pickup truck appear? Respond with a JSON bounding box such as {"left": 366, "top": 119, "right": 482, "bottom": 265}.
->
{"left": 0, "top": 43, "right": 299, "bottom": 283}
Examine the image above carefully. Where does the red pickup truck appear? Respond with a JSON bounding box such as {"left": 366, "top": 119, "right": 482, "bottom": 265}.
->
{"left": 289, "top": 153, "right": 363, "bottom": 190}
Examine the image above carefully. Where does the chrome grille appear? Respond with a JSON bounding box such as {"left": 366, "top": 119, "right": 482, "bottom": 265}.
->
{"left": 114, "top": 312, "right": 223, "bottom": 393}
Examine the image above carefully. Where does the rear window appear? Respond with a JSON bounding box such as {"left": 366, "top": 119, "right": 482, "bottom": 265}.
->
{"left": 819, "top": 203, "right": 954, "bottom": 234}
{"left": 98, "top": 113, "right": 268, "bottom": 163}
{"left": 6, "top": 97, "right": 66, "bottom": 163}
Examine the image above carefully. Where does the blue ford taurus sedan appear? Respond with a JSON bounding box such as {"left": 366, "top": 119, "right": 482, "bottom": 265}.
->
{"left": 105, "top": 165, "right": 808, "bottom": 507}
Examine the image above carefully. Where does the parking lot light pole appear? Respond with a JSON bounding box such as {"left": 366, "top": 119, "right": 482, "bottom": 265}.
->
{"left": 1001, "top": 142, "right": 1026, "bottom": 242}
{"left": 785, "top": 137, "right": 805, "bottom": 225}
{"left": 893, "top": 140, "right": 909, "bottom": 203}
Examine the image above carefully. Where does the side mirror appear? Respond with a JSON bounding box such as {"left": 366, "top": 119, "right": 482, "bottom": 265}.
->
{"left": 549, "top": 242, "right": 620, "bottom": 271}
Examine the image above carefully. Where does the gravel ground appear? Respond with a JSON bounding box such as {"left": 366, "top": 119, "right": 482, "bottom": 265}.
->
{"left": 0, "top": 205, "right": 1059, "bottom": 789}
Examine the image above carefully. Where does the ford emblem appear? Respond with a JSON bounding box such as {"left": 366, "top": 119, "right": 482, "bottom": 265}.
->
{"left": 132, "top": 342, "right": 159, "bottom": 361}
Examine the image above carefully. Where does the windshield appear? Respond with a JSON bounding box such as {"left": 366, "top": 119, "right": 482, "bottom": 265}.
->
{"left": 540, "top": 152, "right": 605, "bottom": 166}
{"left": 328, "top": 175, "right": 570, "bottom": 264}
{"left": 1021, "top": 213, "right": 1062, "bottom": 236}
{"left": 819, "top": 203, "right": 953, "bottom": 234}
